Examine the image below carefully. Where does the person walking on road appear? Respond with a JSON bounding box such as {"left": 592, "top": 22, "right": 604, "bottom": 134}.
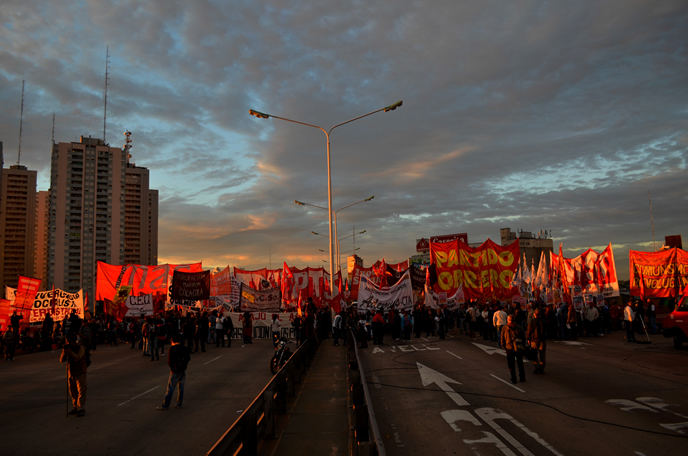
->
{"left": 60, "top": 333, "right": 88, "bottom": 417}
{"left": 526, "top": 308, "right": 547, "bottom": 374}
{"left": 332, "top": 312, "right": 343, "bottom": 346}
{"left": 493, "top": 306, "right": 508, "bottom": 348}
{"left": 501, "top": 314, "right": 526, "bottom": 384}
{"left": 157, "top": 335, "right": 190, "bottom": 410}
{"left": 223, "top": 313, "right": 234, "bottom": 348}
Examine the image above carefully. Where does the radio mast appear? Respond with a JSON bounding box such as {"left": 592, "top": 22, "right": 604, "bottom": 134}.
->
{"left": 103, "top": 46, "right": 110, "bottom": 143}
{"left": 649, "top": 190, "right": 657, "bottom": 252}
{"left": 17, "top": 80, "right": 25, "bottom": 165}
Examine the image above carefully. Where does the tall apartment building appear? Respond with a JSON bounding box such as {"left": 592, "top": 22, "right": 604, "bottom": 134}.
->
{"left": 49, "top": 136, "right": 159, "bottom": 307}
{"left": 124, "top": 163, "right": 158, "bottom": 265}
{"left": 34, "top": 190, "right": 50, "bottom": 290}
{"left": 49, "top": 136, "right": 127, "bottom": 304}
{"left": 0, "top": 164, "right": 37, "bottom": 295}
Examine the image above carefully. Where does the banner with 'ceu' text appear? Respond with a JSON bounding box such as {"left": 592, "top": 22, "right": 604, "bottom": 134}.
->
{"left": 430, "top": 238, "right": 520, "bottom": 301}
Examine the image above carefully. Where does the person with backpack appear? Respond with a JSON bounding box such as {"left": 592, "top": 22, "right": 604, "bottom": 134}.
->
{"left": 60, "top": 333, "right": 88, "bottom": 417}
{"left": 156, "top": 334, "right": 190, "bottom": 410}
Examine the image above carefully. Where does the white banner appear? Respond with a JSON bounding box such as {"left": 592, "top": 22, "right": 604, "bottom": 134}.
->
{"left": 124, "top": 294, "right": 155, "bottom": 317}
{"left": 6, "top": 286, "right": 85, "bottom": 322}
{"left": 424, "top": 283, "right": 465, "bottom": 310}
{"left": 358, "top": 271, "right": 414, "bottom": 313}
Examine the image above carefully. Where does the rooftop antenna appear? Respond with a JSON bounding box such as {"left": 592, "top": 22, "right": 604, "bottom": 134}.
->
{"left": 123, "top": 131, "right": 132, "bottom": 164}
{"left": 17, "top": 80, "right": 25, "bottom": 165}
{"left": 103, "top": 46, "right": 110, "bottom": 144}
{"left": 649, "top": 189, "right": 656, "bottom": 252}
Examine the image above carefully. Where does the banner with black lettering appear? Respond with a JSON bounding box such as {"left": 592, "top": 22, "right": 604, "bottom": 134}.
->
{"left": 6, "top": 286, "right": 84, "bottom": 322}
{"left": 358, "top": 270, "right": 414, "bottom": 313}
{"left": 239, "top": 283, "right": 282, "bottom": 312}
{"left": 171, "top": 270, "right": 210, "bottom": 301}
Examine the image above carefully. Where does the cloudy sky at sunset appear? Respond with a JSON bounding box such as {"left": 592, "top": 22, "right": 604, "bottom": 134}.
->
{"left": 1, "top": 0, "right": 686, "bottom": 279}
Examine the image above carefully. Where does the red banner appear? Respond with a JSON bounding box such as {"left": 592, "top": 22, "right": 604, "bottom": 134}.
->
{"left": 14, "top": 276, "right": 42, "bottom": 311}
{"left": 630, "top": 248, "right": 688, "bottom": 298}
{"left": 96, "top": 262, "right": 203, "bottom": 301}
{"left": 210, "top": 266, "right": 232, "bottom": 296}
{"left": 550, "top": 243, "right": 619, "bottom": 298}
{"left": 234, "top": 267, "right": 282, "bottom": 291}
{"left": 430, "top": 239, "right": 520, "bottom": 301}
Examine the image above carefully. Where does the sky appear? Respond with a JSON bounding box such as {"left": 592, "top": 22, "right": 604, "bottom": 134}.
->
{"left": 1, "top": 0, "right": 686, "bottom": 280}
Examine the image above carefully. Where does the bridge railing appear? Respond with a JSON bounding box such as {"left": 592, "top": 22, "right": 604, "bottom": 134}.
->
{"left": 205, "top": 339, "right": 316, "bottom": 456}
{"left": 348, "top": 328, "right": 386, "bottom": 456}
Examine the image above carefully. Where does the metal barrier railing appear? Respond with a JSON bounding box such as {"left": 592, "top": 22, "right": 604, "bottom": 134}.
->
{"left": 348, "top": 328, "right": 386, "bottom": 456}
{"left": 206, "top": 339, "right": 316, "bottom": 456}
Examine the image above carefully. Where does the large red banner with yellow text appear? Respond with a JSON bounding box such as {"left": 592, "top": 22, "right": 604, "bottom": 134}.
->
{"left": 630, "top": 248, "right": 688, "bottom": 298}
{"left": 430, "top": 239, "right": 520, "bottom": 301}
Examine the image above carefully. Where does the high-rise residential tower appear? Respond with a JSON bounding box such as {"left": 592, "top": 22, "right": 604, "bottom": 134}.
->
{"left": 49, "top": 135, "right": 159, "bottom": 307}
{"left": 124, "top": 163, "right": 158, "bottom": 265}
{"left": 34, "top": 190, "right": 50, "bottom": 290}
{"left": 0, "top": 164, "right": 37, "bottom": 294}
{"left": 49, "top": 136, "right": 127, "bottom": 304}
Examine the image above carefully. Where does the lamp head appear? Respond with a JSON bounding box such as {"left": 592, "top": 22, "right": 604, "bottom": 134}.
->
{"left": 295, "top": 200, "right": 305, "bottom": 206}
{"left": 365, "top": 196, "right": 374, "bottom": 202}
{"left": 383, "top": 101, "right": 403, "bottom": 112}
{"left": 249, "top": 109, "right": 270, "bottom": 119}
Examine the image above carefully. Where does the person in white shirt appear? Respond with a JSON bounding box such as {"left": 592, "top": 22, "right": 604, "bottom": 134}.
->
{"left": 623, "top": 301, "right": 636, "bottom": 342}
{"left": 493, "top": 306, "right": 508, "bottom": 347}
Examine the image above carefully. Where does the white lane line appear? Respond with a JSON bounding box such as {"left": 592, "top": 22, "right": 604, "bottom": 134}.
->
{"left": 371, "top": 374, "right": 382, "bottom": 389}
{"left": 490, "top": 374, "right": 525, "bottom": 393}
{"left": 422, "top": 337, "right": 429, "bottom": 342}
{"left": 446, "top": 350, "right": 463, "bottom": 360}
{"left": 118, "top": 386, "right": 160, "bottom": 406}
{"left": 204, "top": 356, "right": 222, "bottom": 365}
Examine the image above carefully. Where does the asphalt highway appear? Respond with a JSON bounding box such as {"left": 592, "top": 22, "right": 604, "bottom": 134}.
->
{"left": 0, "top": 339, "right": 276, "bottom": 456}
{"left": 359, "top": 329, "right": 688, "bottom": 456}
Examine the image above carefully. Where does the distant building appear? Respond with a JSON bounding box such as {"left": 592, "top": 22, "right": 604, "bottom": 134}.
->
{"left": 0, "top": 164, "right": 37, "bottom": 295}
{"left": 500, "top": 228, "right": 553, "bottom": 270}
{"left": 34, "top": 190, "right": 50, "bottom": 290}
{"left": 124, "top": 164, "right": 158, "bottom": 265}
{"left": 49, "top": 136, "right": 127, "bottom": 306}
{"left": 49, "top": 136, "right": 159, "bottom": 307}
{"left": 347, "top": 254, "right": 363, "bottom": 278}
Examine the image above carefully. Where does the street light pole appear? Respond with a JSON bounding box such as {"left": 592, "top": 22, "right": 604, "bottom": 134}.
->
{"left": 296, "top": 196, "right": 373, "bottom": 272}
{"left": 251, "top": 101, "right": 402, "bottom": 298}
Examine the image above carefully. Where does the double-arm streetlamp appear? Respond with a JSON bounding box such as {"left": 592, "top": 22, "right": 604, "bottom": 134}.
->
{"left": 251, "top": 101, "right": 402, "bottom": 296}
{"left": 296, "top": 196, "right": 373, "bottom": 268}
{"left": 313, "top": 229, "right": 366, "bottom": 272}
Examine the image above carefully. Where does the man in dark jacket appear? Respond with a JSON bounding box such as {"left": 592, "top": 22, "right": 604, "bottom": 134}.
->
{"left": 526, "top": 308, "right": 547, "bottom": 374}
{"left": 60, "top": 333, "right": 88, "bottom": 417}
{"left": 157, "top": 335, "right": 190, "bottom": 410}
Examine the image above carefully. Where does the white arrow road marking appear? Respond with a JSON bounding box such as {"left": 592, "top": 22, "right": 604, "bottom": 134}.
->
{"left": 417, "top": 362, "right": 469, "bottom": 406}
{"left": 473, "top": 342, "right": 506, "bottom": 356}
{"left": 660, "top": 422, "right": 688, "bottom": 434}
{"left": 464, "top": 431, "right": 517, "bottom": 456}
{"left": 636, "top": 397, "right": 688, "bottom": 419}
{"left": 441, "top": 409, "right": 481, "bottom": 432}
{"left": 605, "top": 399, "right": 658, "bottom": 413}
{"left": 474, "top": 408, "right": 564, "bottom": 456}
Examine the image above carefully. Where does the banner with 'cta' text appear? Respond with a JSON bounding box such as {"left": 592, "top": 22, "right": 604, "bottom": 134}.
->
{"left": 430, "top": 238, "right": 520, "bottom": 301}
